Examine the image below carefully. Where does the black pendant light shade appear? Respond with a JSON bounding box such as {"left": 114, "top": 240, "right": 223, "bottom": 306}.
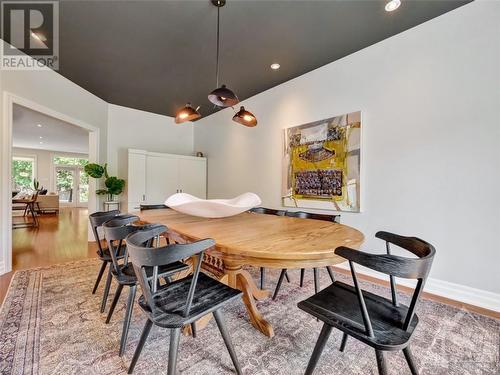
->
{"left": 208, "top": 84, "right": 239, "bottom": 107}
{"left": 232, "top": 106, "right": 257, "bottom": 127}
{"left": 175, "top": 103, "right": 201, "bottom": 124}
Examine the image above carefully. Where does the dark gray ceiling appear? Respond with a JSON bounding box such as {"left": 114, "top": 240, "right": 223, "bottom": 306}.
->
{"left": 57, "top": 0, "right": 471, "bottom": 117}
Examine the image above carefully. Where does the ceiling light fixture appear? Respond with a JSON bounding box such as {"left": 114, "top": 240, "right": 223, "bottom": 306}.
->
{"left": 37, "top": 124, "right": 42, "bottom": 127}
{"left": 39, "top": 136, "right": 43, "bottom": 139}
{"left": 175, "top": 103, "right": 201, "bottom": 124}
{"left": 207, "top": 0, "right": 239, "bottom": 108}
{"left": 39, "top": 141, "right": 43, "bottom": 144}
{"left": 232, "top": 106, "right": 257, "bottom": 127}
{"left": 385, "top": 0, "right": 401, "bottom": 12}
{"left": 173, "top": 0, "right": 257, "bottom": 127}
{"left": 270, "top": 63, "right": 280, "bottom": 70}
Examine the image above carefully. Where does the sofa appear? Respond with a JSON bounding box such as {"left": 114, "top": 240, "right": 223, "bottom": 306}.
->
{"left": 36, "top": 193, "right": 59, "bottom": 214}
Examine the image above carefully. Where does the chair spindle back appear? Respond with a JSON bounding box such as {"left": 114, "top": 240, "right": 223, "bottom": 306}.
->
{"left": 89, "top": 210, "right": 120, "bottom": 256}
{"left": 126, "top": 225, "right": 215, "bottom": 318}
{"left": 335, "top": 231, "right": 436, "bottom": 333}
{"left": 102, "top": 214, "right": 140, "bottom": 275}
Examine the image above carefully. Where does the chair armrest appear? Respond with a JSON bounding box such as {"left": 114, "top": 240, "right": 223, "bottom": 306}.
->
{"left": 375, "top": 231, "right": 434, "bottom": 259}
{"left": 335, "top": 246, "right": 399, "bottom": 274}
{"left": 335, "top": 246, "right": 427, "bottom": 279}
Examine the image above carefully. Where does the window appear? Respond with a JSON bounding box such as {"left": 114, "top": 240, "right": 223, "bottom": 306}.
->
{"left": 53, "top": 155, "right": 89, "bottom": 167}
{"left": 53, "top": 155, "right": 89, "bottom": 206}
{"left": 12, "top": 156, "right": 36, "bottom": 191}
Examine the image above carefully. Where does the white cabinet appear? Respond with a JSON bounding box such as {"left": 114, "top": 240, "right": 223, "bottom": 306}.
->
{"left": 127, "top": 149, "right": 207, "bottom": 210}
{"left": 127, "top": 151, "right": 146, "bottom": 209}
{"left": 178, "top": 157, "right": 207, "bottom": 198}
{"left": 145, "top": 155, "right": 178, "bottom": 204}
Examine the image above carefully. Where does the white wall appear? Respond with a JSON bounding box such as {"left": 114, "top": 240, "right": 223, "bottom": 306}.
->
{"left": 0, "top": 47, "right": 194, "bottom": 273}
{"left": 1, "top": 68, "right": 108, "bottom": 159}
{"left": 0, "top": 42, "right": 109, "bottom": 273}
{"left": 107, "top": 104, "right": 194, "bottom": 205}
{"left": 194, "top": 1, "right": 500, "bottom": 307}
{"left": 12, "top": 147, "right": 88, "bottom": 191}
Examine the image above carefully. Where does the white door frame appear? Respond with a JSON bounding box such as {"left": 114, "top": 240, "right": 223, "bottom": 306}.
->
{"left": 0, "top": 92, "right": 100, "bottom": 275}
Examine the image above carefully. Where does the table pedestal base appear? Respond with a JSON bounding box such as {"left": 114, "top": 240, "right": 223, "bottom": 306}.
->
{"left": 173, "top": 241, "right": 274, "bottom": 338}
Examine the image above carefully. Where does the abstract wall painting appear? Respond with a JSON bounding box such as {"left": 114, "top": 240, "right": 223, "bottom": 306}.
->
{"left": 282, "top": 111, "right": 361, "bottom": 212}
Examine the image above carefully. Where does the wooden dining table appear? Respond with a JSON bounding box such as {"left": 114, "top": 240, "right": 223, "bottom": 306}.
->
{"left": 138, "top": 208, "right": 364, "bottom": 338}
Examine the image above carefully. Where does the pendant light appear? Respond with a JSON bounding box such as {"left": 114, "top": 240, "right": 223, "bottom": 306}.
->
{"left": 173, "top": 0, "right": 257, "bottom": 127}
{"left": 175, "top": 103, "right": 201, "bottom": 124}
{"left": 208, "top": 0, "right": 239, "bottom": 108}
{"left": 232, "top": 106, "right": 257, "bottom": 127}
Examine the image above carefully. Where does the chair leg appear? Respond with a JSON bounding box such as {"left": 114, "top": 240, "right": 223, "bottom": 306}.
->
{"left": 260, "top": 267, "right": 265, "bottom": 289}
{"left": 305, "top": 323, "right": 333, "bottom": 375}
{"left": 168, "top": 328, "right": 182, "bottom": 375}
{"left": 92, "top": 261, "right": 107, "bottom": 294}
{"left": 106, "top": 283, "right": 123, "bottom": 324}
{"left": 326, "top": 266, "right": 335, "bottom": 283}
{"left": 213, "top": 309, "right": 243, "bottom": 375}
{"left": 339, "top": 333, "right": 348, "bottom": 352}
{"left": 403, "top": 347, "right": 418, "bottom": 375}
{"left": 100, "top": 266, "right": 113, "bottom": 313}
{"left": 30, "top": 203, "right": 38, "bottom": 226}
{"left": 128, "top": 319, "right": 153, "bottom": 374}
{"left": 300, "top": 268, "right": 305, "bottom": 287}
{"left": 119, "top": 285, "right": 137, "bottom": 357}
{"left": 272, "top": 269, "right": 287, "bottom": 300}
{"left": 313, "top": 268, "right": 320, "bottom": 294}
{"left": 191, "top": 322, "right": 197, "bottom": 338}
{"left": 375, "top": 350, "right": 388, "bottom": 375}
{"left": 284, "top": 270, "right": 290, "bottom": 283}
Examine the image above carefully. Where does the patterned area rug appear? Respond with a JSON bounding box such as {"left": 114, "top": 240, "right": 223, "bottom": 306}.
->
{"left": 0, "top": 259, "right": 499, "bottom": 374}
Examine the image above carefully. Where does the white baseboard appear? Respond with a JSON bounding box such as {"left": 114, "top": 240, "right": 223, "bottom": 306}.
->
{"left": 335, "top": 262, "right": 500, "bottom": 313}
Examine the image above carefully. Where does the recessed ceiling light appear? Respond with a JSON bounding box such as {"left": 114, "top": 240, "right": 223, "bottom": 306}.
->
{"left": 385, "top": 0, "right": 401, "bottom": 12}
{"left": 39, "top": 141, "right": 43, "bottom": 144}
{"left": 39, "top": 136, "right": 43, "bottom": 139}
{"left": 37, "top": 124, "right": 42, "bottom": 128}
{"left": 270, "top": 63, "right": 280, "bottom": 70}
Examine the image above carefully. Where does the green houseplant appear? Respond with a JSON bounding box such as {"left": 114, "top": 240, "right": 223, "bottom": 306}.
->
{"left": 84, "top": 162, "right": 125, "bottom": 201}
{"left": 32, "top": 178, "right": 40, "bottom": 191}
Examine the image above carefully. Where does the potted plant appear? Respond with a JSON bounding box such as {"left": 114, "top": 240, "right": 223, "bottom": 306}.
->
{"left": 84, "top": 163, "right": 125, "bottom": 201}
{"left": 32, "top": 178, "right": 40, "bottom": 191}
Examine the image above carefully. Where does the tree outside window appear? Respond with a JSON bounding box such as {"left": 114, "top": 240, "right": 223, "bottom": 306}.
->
{"left": 54, "top": 156, "right": 89, "bottom": 203}
{"left": 12, "top": 157, "right": 35, "bottom": 191}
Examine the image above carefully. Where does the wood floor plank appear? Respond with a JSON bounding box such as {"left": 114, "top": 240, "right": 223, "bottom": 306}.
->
{"left": 0, "top": 208, "right": 97, "bottom": 306}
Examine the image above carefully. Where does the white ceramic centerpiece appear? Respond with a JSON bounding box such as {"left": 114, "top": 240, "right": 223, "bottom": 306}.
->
{"left": 165, "top": 192, "right": 261, "bottom": 218}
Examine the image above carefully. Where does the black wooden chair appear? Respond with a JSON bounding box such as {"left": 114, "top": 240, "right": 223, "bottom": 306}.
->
{"left": 249, "top": 207, "right": 288, "bottom": 289}
{"left": 102, "top": 215, "right": 190, "bottom": 356}
{"left": 249, "top": 206, "right": 281, "bottom": 215}
{"left": 125, "top": 224, "right": 243, "bottom": 374}
{"left": 272, "top": 211, "right": 340, "bottom": 300}
{"left": 89, "top": 210, "right": 125, "bottom": 313}
{"left": 140, "top": 204, "right": 169, "bottom": 210}
{"left": 298, "top": 231, "right": 436, "bottom": 375}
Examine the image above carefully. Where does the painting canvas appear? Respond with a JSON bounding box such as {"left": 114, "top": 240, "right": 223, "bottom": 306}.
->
{"left": 282, "top": 111, "right": 361, "bottom": 212}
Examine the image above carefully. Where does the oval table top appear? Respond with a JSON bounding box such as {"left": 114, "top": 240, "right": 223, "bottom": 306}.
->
{"left": 138, "top": 208, "right": 365, "bottom": 268}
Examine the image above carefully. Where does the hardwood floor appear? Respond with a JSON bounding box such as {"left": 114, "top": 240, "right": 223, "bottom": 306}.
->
{"left": 0, "top": 207, "right": 97, "bottom": 304}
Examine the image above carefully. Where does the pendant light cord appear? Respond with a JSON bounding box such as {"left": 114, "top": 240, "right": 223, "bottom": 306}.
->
{"left": 215, "top": 6, "right": 220, "bottom": 88}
